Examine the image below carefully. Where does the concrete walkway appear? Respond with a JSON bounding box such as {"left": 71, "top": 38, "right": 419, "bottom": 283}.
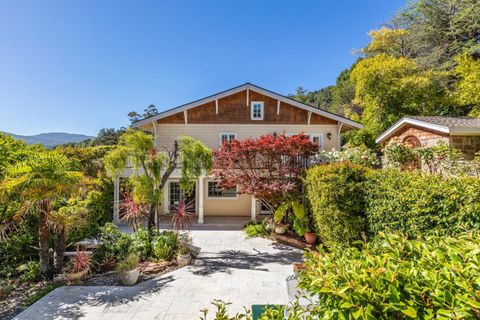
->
{"left": 14, "top": 231, "right": 303, "bottom": 320}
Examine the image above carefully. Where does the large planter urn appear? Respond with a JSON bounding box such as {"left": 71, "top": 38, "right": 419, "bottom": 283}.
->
{"left": 176, "top": 253, "right": 192, "bottom": 266}
{"left": 119, "top": 268, "right": 139, "bottom": 286}
{"left": 274, "top": 225, "right": 287, "bottom": 234}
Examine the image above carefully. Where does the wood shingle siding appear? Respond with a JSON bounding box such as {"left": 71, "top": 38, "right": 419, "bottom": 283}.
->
{"left": 157, "top": 90, "right": 338, "bottom": 125}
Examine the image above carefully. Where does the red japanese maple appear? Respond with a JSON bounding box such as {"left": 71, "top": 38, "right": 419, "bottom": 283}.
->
{"left": 211, "top": 133, "right": 318, "bottom": 206}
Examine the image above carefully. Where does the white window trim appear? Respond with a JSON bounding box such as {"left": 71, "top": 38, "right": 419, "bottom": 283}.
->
{"left": 287, "top": 132, "right": 324, "bottom": 149}
{"left": 250, "top": 101, "right": 264, "bottom": 120}
{"left": 308, "top": 133, "right": 324, "bottom": 149}
{"left": 218, "top": 132, "right": 237, "bottom": 146}
{"left": 206, "top": 180, "right": 239, "bottom": 199}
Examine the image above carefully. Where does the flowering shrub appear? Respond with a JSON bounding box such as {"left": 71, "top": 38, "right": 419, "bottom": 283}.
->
{"left": 314, "top": 146, "right": 379, "bottom": 167}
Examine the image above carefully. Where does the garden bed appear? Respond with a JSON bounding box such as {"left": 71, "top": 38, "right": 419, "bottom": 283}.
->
{"left": 273, "top": 233, "right": 316, "bottom": 250}
{"left": 0, "top": 280, "right": 60, "bottom": 320}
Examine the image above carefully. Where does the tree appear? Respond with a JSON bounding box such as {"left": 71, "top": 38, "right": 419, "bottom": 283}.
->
{"left": 393, "top": 0, "right": 480, "bottom": 70}
{"left": 455, "top": 54, "right": 480, "bottom": 116}
{"left": 211, "top": 134, "right": 318, "bottom": 209}
{"left": 0, "top": 151, "right": 84, "bottom": 277}
{"left": 350, "top": 54, "right": 458, "bottom": 137}
{"left": 104, "top": 129, "right": 211, "bottom": 229}
{"left": 50, "top": 199, "right": 88, "bottom": 272}
{"left": 362, "top": 27, "right": 413, "bottom": 59}
{"left": 290, "top": 86, "right": 335, "bottom": 111}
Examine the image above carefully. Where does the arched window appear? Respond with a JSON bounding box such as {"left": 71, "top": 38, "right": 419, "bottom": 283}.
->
{"left": 403, "top": 135, "right": 421, "bottom": 148}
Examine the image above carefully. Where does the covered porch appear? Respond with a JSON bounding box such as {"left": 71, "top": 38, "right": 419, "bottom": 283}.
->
{"left": 113, "top": 175, "right": 262, "bottom": 225}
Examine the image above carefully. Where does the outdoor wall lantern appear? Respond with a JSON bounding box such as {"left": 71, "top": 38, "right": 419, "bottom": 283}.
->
{"left": 327, "top": 132, "right": 332, "bottom": 140}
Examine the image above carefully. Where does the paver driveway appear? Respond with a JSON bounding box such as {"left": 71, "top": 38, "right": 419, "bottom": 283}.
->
{"left": 15, "top": 230, "right": 303, "bottom": 320}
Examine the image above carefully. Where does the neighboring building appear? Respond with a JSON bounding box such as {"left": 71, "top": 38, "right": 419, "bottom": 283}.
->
{"left": 376, "top": 116, "right": 480, "bottom": 159}
{"left": 114, "top": 83, "right": 362, "bottom": 223}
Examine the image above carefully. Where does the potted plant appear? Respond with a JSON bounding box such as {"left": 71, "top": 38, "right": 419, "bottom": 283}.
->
{"left": 176, "top": 245, "right": 191, "bottom": 266}
{"left": 116, "top": 253, "right": 140, "bottom": 286}
{"left": 304, "top": 231, "right": 317, "bottom": 244}
{"left": 65, "top": 251, "right": 92, "bottom": 281}
{"left": 274, "top": 222, "right": 287, "bottom": 234}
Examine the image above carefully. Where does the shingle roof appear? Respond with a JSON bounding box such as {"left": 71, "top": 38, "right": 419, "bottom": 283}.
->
{"left": 376, "top": 116, "right": 480, "bottom": 143}
{"left": 407, "top": 116, "right": 480, "bottom": 128}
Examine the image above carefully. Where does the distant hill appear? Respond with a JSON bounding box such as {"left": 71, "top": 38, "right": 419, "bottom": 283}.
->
{"left": 4, "top": 132, "right": 94, "bottom": 148}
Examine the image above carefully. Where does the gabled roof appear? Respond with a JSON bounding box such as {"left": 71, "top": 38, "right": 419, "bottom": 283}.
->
{"left": 376, "top": 116, "right": 480, "bottom": 143}
{"left": 131, "top": 83, "right": 362, "bottom": 129}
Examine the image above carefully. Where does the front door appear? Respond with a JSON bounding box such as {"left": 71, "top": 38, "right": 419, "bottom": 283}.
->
{"left": 168, "top": 181, "right": 196, "bottom": 213}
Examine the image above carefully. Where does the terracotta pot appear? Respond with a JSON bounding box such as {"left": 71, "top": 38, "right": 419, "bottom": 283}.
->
{"left": 304, "top": 232, "right": 317, "bottom": 244}
{"left": 275, "top": 225, "right": 287, "bottom": 234}
{"left": 176, "top": 253, "right": 192, "bottom": 266}
{"left": 119, "top": 268, "right": 139, "bottom": 286}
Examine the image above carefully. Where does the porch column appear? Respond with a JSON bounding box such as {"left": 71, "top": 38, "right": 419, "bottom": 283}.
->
{"left": 198, "top": 175, "right": 204, "bottom": 224}
{"left": 251, "top": 196, "right": 256, "bottom": 221}
{"left": 113, "top": 177, "right": 120, "bottom": 224}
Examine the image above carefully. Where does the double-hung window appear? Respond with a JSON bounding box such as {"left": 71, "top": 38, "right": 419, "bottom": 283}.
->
{"left": 219, "top": 132, "right": 237, "bottom": 146}
{"left": 250, "top": 101, "right": 264, "bottom": 120}
{"left": 207, "top": 181, "right": 237, "bottom": 198}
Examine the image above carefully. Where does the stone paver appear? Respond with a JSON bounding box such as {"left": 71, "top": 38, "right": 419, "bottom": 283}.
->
{"left": 14, "top": 230, "right": 302, "bottom": 320}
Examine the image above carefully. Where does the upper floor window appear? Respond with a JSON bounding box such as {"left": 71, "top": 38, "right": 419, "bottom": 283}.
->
{"left": 251, "top": 101, "right": 264, "bottom": 120}
{"left": 219, "top": 132, "right": 237, "bottom": 146}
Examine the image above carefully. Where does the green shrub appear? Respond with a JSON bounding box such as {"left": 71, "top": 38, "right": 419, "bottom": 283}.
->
{"left": 131, "top": 227, "right": 152, "bottom": 260}
{"left": 151, "top": 231, "right": 178, "bottom": 261}
{"left": 243, "top": 219, "right": 272, "bottom": 238}
{"left": 0, "top": 223, "right": 38, "bottom": 278}
{"left": 97, "top": 223, "right": 133, "bottom": 261}
{"left": 17, "top": 261, "right": 41, "bottom": 283}
{"left": 304, "top": 163, "right": 368, "bottom": 247}
{"left": 299, "top": 233, "right": 480, "bottom": 319}
{"left": 365, "top": 169, "right": 480, "bottom": 238}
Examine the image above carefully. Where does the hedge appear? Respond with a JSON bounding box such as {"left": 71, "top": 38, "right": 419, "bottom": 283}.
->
{"left": 299, "top": 233, "right": 480, "bottom": 319}
{"left": 304, "top": 162, "right": 368, "bottom": 247}
{"left": 305, "top": 163, "right": 480, "bottom": 247}
{"left": 365, "top": 169, "right": 480, "bottom": 239}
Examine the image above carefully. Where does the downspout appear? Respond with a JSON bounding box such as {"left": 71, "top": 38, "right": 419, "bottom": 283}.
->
{"left": 337, "top": 122, "right": 343, "bottom": 150}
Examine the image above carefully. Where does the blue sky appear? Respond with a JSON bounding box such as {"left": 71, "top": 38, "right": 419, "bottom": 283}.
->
{"left": 0, "top": 0, "right": 405, "bottom": 136}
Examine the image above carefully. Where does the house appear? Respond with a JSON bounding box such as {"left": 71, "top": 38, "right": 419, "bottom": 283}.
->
{"left": 376, "top": 116, "right": 480, "bottom": 159}
{"left": 114, "top": 83, "right": 362, "bottom": 224}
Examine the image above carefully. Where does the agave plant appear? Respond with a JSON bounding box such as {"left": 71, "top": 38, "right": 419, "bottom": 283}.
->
{"left": 120, "top": 193, "right": 148, "bottom": 231}
{"left": 170, "top": 200, "right": 194, "bottom": 233}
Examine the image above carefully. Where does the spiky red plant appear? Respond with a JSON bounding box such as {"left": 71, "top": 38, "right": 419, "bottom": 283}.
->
{"left": 70, "top": 250, "right": 92, "bottom": 273}
{"left": 120, "top": 193, "right": 148, "bottom": 230}
{"left": 170, "top": 200, "right": 194, "bottom": 233}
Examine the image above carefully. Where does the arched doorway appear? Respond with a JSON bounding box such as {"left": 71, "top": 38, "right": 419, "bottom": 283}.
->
{"left": 402, "top": 135, "right": 421, "bottom": 170}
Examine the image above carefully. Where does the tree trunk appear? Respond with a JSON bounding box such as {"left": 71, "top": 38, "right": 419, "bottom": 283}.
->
{"left": 38, "top": 202, "right": 52, "bottom": 279}
{"left": 54, "top": 229, "right": 66, "bottom": 273}
{"left": 148, "top": 204, "right": 155, "bottom": 229}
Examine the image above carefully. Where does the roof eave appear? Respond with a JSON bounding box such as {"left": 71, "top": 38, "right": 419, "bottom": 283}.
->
{"left": 131, "top": 83, "right": 362, "bottom": 129}
{"left": 375, "top": 118, "right": 450, "bottom": 143}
